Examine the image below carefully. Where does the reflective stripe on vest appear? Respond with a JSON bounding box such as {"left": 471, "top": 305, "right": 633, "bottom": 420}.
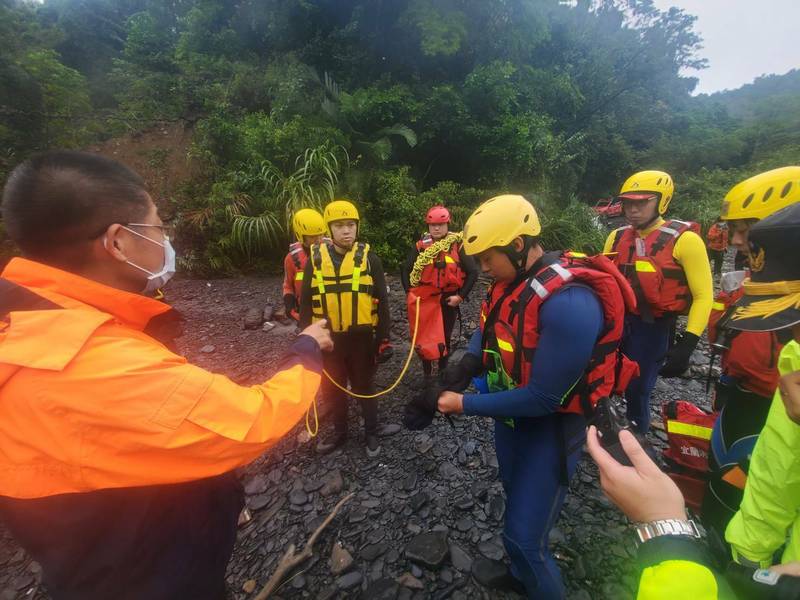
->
{"left": 310, "top": 242, "right": 376, "bottom": 332}
{"left": 635, "top": 260, "right": 657, "bottom": 273}
{"left": 667, "top": 420, "right": 713, "bottom": 440}
{"left": 712, "top": 301, "right": 725, "bottom": 311}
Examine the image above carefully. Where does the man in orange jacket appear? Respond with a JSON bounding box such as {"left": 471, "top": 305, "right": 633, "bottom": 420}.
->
{"left": 0, "top": 150, "right": 332, "bottom": 600}
{"left": 706, "top": 219, "right": 729, "bottom": 276}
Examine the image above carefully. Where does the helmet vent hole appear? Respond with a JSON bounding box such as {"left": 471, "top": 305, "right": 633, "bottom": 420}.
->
{"left": 468, "top": 235, "right": 478, "bottom": 243}
{"left": 523, "top": 215, "right": 530, "bottom": 223}
{"left": 781, "top": 182, "right": 792, "bottom": 198}
{"left": 762, "top": 187, "right": 774, "bottom": 202}
{"left": 657, "top": 178, "right": 662, "bottom": 185}
{"left": 742, "top": 193, "right": 755, "bottom": 208}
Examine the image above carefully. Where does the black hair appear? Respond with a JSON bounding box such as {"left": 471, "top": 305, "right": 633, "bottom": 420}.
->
{"left": 2, "top": 150, "right": 151, "bottom": 266}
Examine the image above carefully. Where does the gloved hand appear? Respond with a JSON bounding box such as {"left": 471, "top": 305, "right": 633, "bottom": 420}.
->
{"left": 659, "top": 332, "right": 700, "bottom": 378}
{"left": 283, "top": 293, "right": 298, "bottom": 315}
{"left": 403, "top": 383, "right": 442, "bottom": 430}
{"left": 441, "top": 353, "right": 484, "bottom": 392}
{"left": 375, "top": 339, "right": 393, "bottom": 364}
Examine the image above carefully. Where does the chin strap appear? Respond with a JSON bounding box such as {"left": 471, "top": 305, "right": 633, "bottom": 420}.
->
{"left": 500, "top": 236, "right": 534, "bottom": 276}
{"left": 634, "top": 213, "right": 661, "bottom": 231}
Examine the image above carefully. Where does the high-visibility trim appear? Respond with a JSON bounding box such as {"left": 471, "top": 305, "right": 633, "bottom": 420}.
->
{"left": 551, "top": 263, "right": 573, "bottom": 282}
{"left": 444, "top": 255, "right": 456, "bottom": 264}
{"left": 635, "top": 260, "right": 657, "bottom": 273}
{"left": 295, "top": 272, "right": 304, "bottom": 281}
{"left": 712, "top": 301, "right": 725, "bottom": 311}
{"left": 529, "top": 278, "right": 549, "bottom": 299}
{"left": 314, "top": 269, "right": 325, "bottom": 293}
{"left": 351, "top": 267, "right": 361, "bottom": 292}
{"left": 667, "top": 420, "right": 713, "bottom": 440}
{"left": 497, "top": 338, "right": 514, "bottom": 353}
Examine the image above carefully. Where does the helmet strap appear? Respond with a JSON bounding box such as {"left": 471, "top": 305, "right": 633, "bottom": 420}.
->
{"left": 500, "top": 236, "right": 534, "bottom": 275}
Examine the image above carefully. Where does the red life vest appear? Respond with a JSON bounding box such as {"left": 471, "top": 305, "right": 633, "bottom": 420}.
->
{"left": 479, "top": 252, "right": 639, "bottom": 416}
{"left": 609, "top": 220, "right": 700, "bottom": 317}
{"left": 287, "top": 241, "right": 309, "bottom": 298}
{"left": 708, "top": 286, "right": 782, "bottom": 399}
{"left": 415, "top": 234, "right": 466, "bottom": 293}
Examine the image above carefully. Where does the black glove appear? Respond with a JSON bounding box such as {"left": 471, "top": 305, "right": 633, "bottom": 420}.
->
{"left": 403, "top": 383, "right": 442, "bottom": 431}
{"left": 283, "top": 293, "right": 297, "bottom": 314}
{"left": 659, "top": 332, "right": 700, "bottom": 377}
{"left": 441, "top": 353, "right": 483, "bottom": 392}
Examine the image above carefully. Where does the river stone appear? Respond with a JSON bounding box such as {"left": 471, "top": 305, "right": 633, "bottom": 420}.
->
{"left": 405, "top": 531, "right": 449, "bottom": 569}
{"left": 449, "top": 544, "right": 473, "bottom": 572}
{"left": 330, "top": 542, "right": 353, "bottom": 575}
{"left": 336, "top": 571, "right": 363, "bottom": 590}
{"left": 364, "top": 578, "right": 400, "bottom": 599}
{"left": 472, "top": 557, "right": 511, "bottom": 587}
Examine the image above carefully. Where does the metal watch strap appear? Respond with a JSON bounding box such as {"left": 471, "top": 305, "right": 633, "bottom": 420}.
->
{"left": 635, "top": 519, "right": 701, "bottom": 544}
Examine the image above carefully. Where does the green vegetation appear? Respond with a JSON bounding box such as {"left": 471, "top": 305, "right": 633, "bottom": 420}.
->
{"left": 1, "top": 0, "right": 798, "bottom": 272}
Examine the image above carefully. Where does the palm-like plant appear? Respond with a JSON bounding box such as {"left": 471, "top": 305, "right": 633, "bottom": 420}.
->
{"left": 319, "top": 71, "right": 417, "bottom": 163}
{"left": 227, "top": 145, "right": 347, "bottom": 255}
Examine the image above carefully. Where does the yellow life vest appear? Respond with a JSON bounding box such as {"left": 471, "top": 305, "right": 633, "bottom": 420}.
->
{"left": 310, "top": 241, "right": 378, "bottom": 332}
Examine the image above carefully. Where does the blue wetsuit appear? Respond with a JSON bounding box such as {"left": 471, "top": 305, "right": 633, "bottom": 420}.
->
{"left": 463, "top": 285, "right": 604, "bottom": 599}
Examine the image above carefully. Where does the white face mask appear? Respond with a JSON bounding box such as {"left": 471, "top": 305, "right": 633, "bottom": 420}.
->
{"left": 105, "top": 225, "right": 177, "bottom": 294}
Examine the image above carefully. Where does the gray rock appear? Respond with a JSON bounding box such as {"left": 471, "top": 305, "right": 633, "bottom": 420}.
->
{"left": 244, "top": 474, "right": 268, "bottom": 495}
{"left": 471, "top": 557, "right": 511, "bottom": 588}
{"left": 289, "top": 489, "right": 308, "bottom": 505}
{"left": 405, "top": 531, "right": 450, "bottom": 569}
{"left": 488, "top": 495, "right": 505, "bottom": 521}
{"left": 248, "top": 493, "right": 271, "bottom": 511}
{"left": 410, "top": 564, "right": 423, "bottom": 578}
{"left": 415, "top": 435, "right": 434, "bottom": 454}
{"left": 361, "top": 542, "right": 389, "bottom": 561}
{"left": 336, "top": 571, "right": 363, "bottom": 590}
{"left": 364, "top": 578, "right": 400, "bottom": 599}
{"left": 449, "top": 544, "right": 473, "bottom": 572}
{"left": 403, "top": 471, "right": 418, "bottom": 491}
{"left": 477, "top": 541, "right": 504, "bottom": 561}
{"left": 200, "top": 344, "right": 215, "bottom": 353}
{"left": 244, "top": 307, "right": 263, "bottom": 330}
{"left": 410, "top": 491, "right": 429, "bottom": 512}
{"left": 320, "top": 470, "right": 344, "bottom": 497}
{"left": 455, "top": 517, "right": 473, "bottom": 532}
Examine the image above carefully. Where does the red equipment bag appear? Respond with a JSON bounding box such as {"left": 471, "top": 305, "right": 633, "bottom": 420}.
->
{"left": 661, "top": 400, "right": 718, "bottom": 513}
{"left": 407, "top": 285, "right": 447, "bottom": 361}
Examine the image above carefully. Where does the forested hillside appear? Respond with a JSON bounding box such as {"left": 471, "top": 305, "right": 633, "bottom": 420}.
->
{"left": 1, "top": 0, "right": 798, "bottom": 272}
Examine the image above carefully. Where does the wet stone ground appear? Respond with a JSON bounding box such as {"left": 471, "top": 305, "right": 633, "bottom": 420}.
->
{"left": 0, "top": 256, "right": 729, "bottom": 599}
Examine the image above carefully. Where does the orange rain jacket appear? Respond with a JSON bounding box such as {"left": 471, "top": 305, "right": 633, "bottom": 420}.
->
{"left": 0, "top": 257, "right": 322, "bottom": 499}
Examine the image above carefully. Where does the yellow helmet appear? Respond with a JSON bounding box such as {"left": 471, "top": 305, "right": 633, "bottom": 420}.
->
{"left": 721, "top": 166, "right": 800, "bottom": 222}
{"left": 462, "top": 194, "right": 541, "bottom": 256}
{"left": 619, "top": 170, "right": 674, "bottom": 215}
{"left": 323, "top": 199, "right": 360, "bottom": 229}
{"left": 292, "top": 208, "right": 325, "bottom": 241}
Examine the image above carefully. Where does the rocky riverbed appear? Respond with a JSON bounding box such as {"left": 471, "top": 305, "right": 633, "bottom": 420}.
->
{"left": 0, "top": 265, "right": 724, "bottom": 600}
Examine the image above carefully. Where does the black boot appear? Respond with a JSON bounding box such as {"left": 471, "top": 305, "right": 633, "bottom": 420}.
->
{"left": 316, "top": 431, "right": 346, "bottom": 455}
{"left": 365, "top": 433, "right": 381, "bottom": 458}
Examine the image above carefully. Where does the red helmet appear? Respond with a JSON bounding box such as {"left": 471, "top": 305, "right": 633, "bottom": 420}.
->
{"left": 425, "top": 205, "right": 451, "bottom": 224}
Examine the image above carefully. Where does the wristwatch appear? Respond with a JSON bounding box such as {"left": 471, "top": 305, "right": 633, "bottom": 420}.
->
{"left": 634, "top": 519, "right": 702, "bottom": 544}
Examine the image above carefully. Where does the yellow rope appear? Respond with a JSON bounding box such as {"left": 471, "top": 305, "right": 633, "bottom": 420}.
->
{"left": 320, "top": 296, "right": 421, "bottom": 400}
{"left": 732, "top": 279, "right": 800, "bottom": 320}
{"left": 409, "top": 232, "right": 463, "bottom": 288}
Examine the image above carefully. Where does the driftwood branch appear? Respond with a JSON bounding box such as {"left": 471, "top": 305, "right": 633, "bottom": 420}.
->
{"left": 253, "top": 492, "right": 355, "bottom": 600}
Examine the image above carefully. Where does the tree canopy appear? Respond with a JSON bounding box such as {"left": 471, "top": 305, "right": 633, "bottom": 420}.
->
{"left": 1, "top": 0, "right": 797, "bottom": 271}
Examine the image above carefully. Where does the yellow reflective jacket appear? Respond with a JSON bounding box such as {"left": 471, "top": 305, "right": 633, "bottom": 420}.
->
{"left": 309, "top": 241, "right": 378, "bottom": 332}
{"left": 726, "top": 340, "right": 800, "bottom": 567}
{"left": 636, "top": 536, "right": 734, "bottom": 599}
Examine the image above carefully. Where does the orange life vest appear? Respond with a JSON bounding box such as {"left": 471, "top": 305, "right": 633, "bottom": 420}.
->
{"left": 479, "top": 252, "right": 639, "bottom": 416}
{"left": 610, "top": 220, "right": 700, "bottom": 317}
{"left": 708, "top": 286, "right": 782, "bottom": 399}
{"left": 706, "top": 224, "right": 728, "bottom": 252}
{"left": 415, "top": 234, "right": 466, "bottom": 293}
